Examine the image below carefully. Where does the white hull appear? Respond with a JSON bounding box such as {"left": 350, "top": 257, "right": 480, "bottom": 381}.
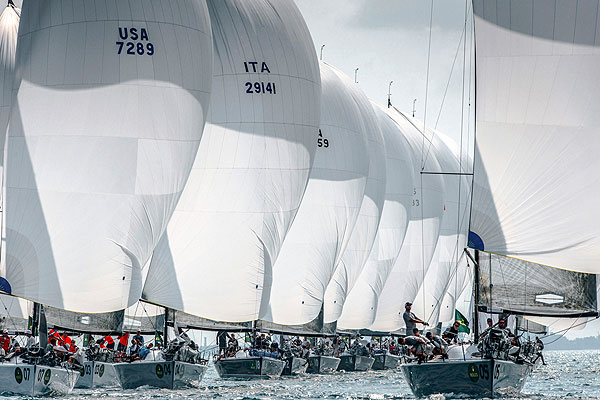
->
{"left": 113, "top": 360, "right": 207, "bottom": 389}
{"left": 75, "top": 361, "right": 119, "bottom": 388}
{"left": 0, "top": 363, "right": 77, "bottom": 395}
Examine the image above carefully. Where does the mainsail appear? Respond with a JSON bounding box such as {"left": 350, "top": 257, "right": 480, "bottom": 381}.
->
{"left": 262, "top": 62, "right": 369, "bottom": 327}
{"left": 470, "top": 0, "right": 600, "bottom": 274}
{"left": 476, "top": 252, "right": 597, "bottom": 318}
{"left": 334, "top": 101, "right": 413, "bottom": 330}
{"left": 1, "top": 0, "right": 213, "bottom": 313}
{"left": 143, "top": 0, "right": 321, "bottom": 323}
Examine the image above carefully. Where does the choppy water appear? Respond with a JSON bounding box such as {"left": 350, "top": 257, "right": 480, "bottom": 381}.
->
{"left": 2, "top": 350, "right": 600, "bottom": 399}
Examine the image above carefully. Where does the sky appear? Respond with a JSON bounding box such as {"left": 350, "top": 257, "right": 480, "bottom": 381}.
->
{"left": 294, "top": 0, "right": 475, "bottom": 164}
{"left": 293, "top": 0, "right": 598, "bottom": 341}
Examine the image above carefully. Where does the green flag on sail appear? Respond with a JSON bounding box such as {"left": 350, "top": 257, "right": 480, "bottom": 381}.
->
{"left": 455, "top": 310, "right": 470, "bottom": 333}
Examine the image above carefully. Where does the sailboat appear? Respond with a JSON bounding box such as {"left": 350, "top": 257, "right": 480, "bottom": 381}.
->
{"left": 143, "top": 0, "right": 321, "bottom": 380}
{"left": 0, "top": 0, "right": 214, "bottom": 393}
{"left": 402, "top": 0, "right": 600, "bottom": 397}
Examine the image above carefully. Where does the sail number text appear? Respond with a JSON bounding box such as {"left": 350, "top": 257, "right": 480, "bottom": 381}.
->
{"left": 318, "top": 129, "right": 329, "bottom": 148}
{"left": 244, "top": 61, "right": 277, "bottom": 95}
{"left": 116, "top": 27, "right": 155, "bottom": 56}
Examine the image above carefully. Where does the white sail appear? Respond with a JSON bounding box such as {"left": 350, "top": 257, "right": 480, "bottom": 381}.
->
{"left": 412, "top": 132, "right": 468, "bottom": 326}
{"left": 261, "top": 62, "right": 368, "bottom": 326}
{"left": 439, "top": 252, "right": 472, "bottom": 324}
{"left": 470, "top": 0, "right": 600, "bottom": 274}
{"left": 143, "top": 0, "right": 321, "bottom": 323}
{"left": 370, "top": 108, "right": 444, "bottom": 332}
{"left": 334, "top": 101, "right": 413, "bottom": 330}
{"left": 0, "top": 1, "right": 18, "bottom": 192}
{"left": 1, "top": 0, "right": 213, "bottom": 313}
{"left": 322, "top": 86, "right": 387, "bottom": 328}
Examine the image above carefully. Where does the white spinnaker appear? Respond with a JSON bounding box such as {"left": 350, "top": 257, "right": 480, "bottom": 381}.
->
{"left": 0, "top": 1, "right": 18, "bottom": 194}
{"left": 439, "top": 252, "right": 472, "bottom": 324}
{"left": 335, "top": 102, "right": 413, "bottom": 329}
{"left": 370, "top": 108, "right": 444, "bottom": 332}
{"left": 470, "top": 0, "right": 600, "bottom": 273}
{"left": 1, "top": 0, "right": 213, "bottom": 313}
{"left": 143, "top": 0, "right": 321, "bottom": 322}
{"left": 412, "top": 133, "right": 467, "bottom": 326}
{"left": 262, "top": 62, "right": 368, "bottom": 326}
{"left": 322, "top": 84, "right": 387, "bottom": 327}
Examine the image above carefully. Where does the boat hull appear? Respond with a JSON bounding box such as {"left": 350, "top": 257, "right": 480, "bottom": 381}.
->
{"left": 401, "top": 359, "right": 533, "bottom": 398}
{"left": 306, "top": 355, "right": 340, "bottom": 374}
{"left": 113, "top": 361, "right": 207, "bottom": 389}
{"left": 0, "top": 363, "right": 76, "bottom": 395}
{"left": 75, "top": 361, "right": 119, "bottom": 388}
{"left": 337, "top": 355, "right": 375, "bottom": 371}
{"left": 214, "top": 357, "right": 285, "bottom": 379}
{"left": 282, "top": 357, "right": 308, "bottom": 376}
{"left": 372, "top": 353, "right": 401, "bottom": 370}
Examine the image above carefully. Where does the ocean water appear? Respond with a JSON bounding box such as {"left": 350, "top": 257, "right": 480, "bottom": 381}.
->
{"left": 2, "top": 350, "right": 600, "bottom": 399}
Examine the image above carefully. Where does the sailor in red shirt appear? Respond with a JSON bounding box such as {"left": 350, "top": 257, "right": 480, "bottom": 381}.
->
{"left": 0, "top": 330, "right": 10, "bottom": 353}
{"left": 104, "top": 335, "right": 115, "bottom": 350}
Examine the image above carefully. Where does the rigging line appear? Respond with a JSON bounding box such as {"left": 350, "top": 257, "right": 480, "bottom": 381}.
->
{"left": 420, "top": 0, "right": 434, "bottom": 326}
{"left": 542, "top": 316, "right": 596, "bottom": 345}
{"left": 421, "top": 2, "right": 471, "bottom": 168}
{"left": 455, "top": 0, "right": 470, "bottom": 306}
{"left": 0, "top": 295, "right": 20, "bottom": 332}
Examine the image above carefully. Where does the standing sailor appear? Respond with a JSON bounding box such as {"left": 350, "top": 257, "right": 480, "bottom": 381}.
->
{"left": 402, "top": 302, "right": 429, "bottom": 334}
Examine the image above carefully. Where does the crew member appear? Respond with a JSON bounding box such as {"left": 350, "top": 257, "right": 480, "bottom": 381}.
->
{"left": 402, "top": 302, "right": 429, "bottom": 334}
{"left": 534, "top": 336, "right": 546, "bottom": 365}
{"left": 443, "top": 321, "right": 461, "bottom": 344}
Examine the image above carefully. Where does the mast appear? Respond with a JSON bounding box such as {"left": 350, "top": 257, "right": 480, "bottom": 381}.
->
{"left": 31, "top": 302, "right": 40, "bottom": 337}
{"left": 163, "top": 307, "right": 169, "bottom": 347}
{"left": 473, "top": 250, "right": 480, "bottom": 343}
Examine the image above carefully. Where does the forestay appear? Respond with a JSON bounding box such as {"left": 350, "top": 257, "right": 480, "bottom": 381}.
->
{"left": 262, "top": 62, "right": 368, "bottom": 327}
{"left": 143, "top": 0, "right": 321, "bottom": 323}
{"left": 470, "top": 0, "right": 600, "bottom": 274}
{"left": 0, "top": 0, "right": 213, "bottom": 313}
{"left": 370, "top": 108, "right": 444, "bottom": 332}
{"left": 335, "top": 101, "right": 413, "bottom": 330}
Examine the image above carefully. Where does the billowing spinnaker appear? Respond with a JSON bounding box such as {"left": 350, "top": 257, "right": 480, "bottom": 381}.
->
{"left": 2, "top": 0, "right": 213, "bottom": 313}
{"left": 370, "top": 108, "right": 444, "bottom": 332}
{"left": 143, "top": 0, "right": 321, "bottom": 322}
{"left": 412, "top": 133, "right": 467, "bottom": 325}
{"left": 0, "top": 1, "right": 18, "bottom": 189}
{"left": 261, "top": 62, "right": 368, "bottom": 326}
{"left": 470, "top": 0, "right": 600, "bottom": 273}
{"left": 320, "top": 93, "right": 386, "bottom": 328}
{"left": 439, "top": 253, "right": 472, "bottom": 323}
{"left": 334, "top": 102, "right": 413, "bottom": 329}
